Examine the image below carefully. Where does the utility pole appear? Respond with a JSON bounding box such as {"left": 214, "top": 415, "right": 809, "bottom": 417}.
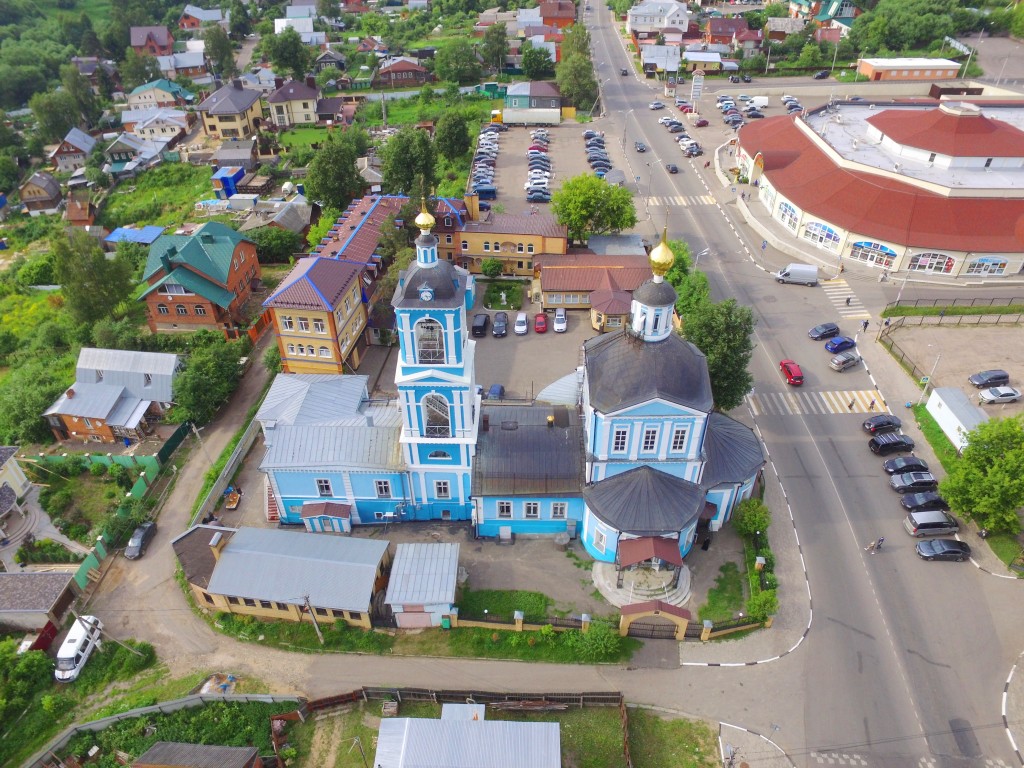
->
{"left": 304, "top": 596, "right": 325, "bottom": 645}
{"left": 344, "top": 737, "right": 369, "bottom": 768}
{"left": 70, "top": 610, "right": 144, "bottom": 657}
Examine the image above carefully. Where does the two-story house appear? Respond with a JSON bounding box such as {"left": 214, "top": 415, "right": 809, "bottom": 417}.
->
{"left": 704, "top": 17, "right": 750, "bottom": 46}
{"left": 458, "top": 212, "right": 567, "bottom": 276}
{"left": 102, "top": 133, "right": 166, "bottom": 179}
{"left": 49, "top": 128, "right": 97, "bottom": 174}
{"left": 140, "top": 222, "right": 260, "bottom": 337}
{"left": 43, "top": 348, "right": 181, "bottom": 444}
{"left": 264, "top": 256, "right": 369, "bottom": 373}
{"left": 0, "top": 446, "right": 32, "bottom": 524}
{"left": 130, "top": 26, "right": 174, "bottom": 56}
{"left": 373, "top": 57, "right": 433, "bottom": 89}
{"left": 120, "top": 108, "right": 191, "bottom": 142}
{"left": 314, "top": 49, "right": 347, "bottom": 72}
{"left": 539, "top": 0, "right": 575, "bottom": 28}
{"left": 127, "top": 79, "right": 195, "bottom": 109}
{"left": 267, "top": 78, "right": 320, "bottom": 127}
{"left": 19, "top": 172, "right": 62, "bottom": 217}
{"left": 155, "top": 52, "right": 209, "bottom": 81}
{"left": 626, "top": 0, "right": 690, "bottom": 38}
{"left": 179, "top": 4, "right": 228, "bottom": 30}
{"left": 197, "top": 80, "right": 264, "bottom": 139}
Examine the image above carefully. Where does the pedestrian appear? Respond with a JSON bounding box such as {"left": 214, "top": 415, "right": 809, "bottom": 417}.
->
{"left": 845, "top": 296, "right": 851, "bottom": 306}
{"left": 869, "top": 399, "right": 876, "bottom": 410}
{"left": 875, "top": 537, "right": 885, "bottom": 552}
{"left": 884, "top": 318, "right": 891, "bottom": 328}
{"left": 839, "top": 263, "right": 845, "bottom": 274}
{"left": 848, "top": 399, "right": 855, "bottom": 410}
{"left": 861, "top": 319, "right": 869, "bottom": 332}
{"left": 705, "top": 160, "right": 711, "bottom": 169}
{"left": 864, "top": 540, "right": 876, "bottom": 553}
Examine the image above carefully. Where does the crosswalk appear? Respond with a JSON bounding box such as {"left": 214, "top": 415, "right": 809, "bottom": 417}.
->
{"left": 821, "top": 279, "right": 870, "bottom": 320}
{"left": 647, "top": 194, "right": 716, "bottom": 207}
{"left": 747, "top": 389, "right": 884, "bottom": 416}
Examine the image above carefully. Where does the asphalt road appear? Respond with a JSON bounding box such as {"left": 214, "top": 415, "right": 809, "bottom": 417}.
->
{"left": 586, "top": 5, "right": 1023, "bottom": 766}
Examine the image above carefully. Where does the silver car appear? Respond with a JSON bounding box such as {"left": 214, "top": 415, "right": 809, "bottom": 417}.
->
{"left": 829, "top": 351, "right": 862, "bottom": 372}
{"left": 979, "top": 386, "right": 1021, "bottom": 404}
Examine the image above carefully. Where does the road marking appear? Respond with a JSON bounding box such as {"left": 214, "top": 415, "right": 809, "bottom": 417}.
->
{"left": 647, "top": 195, "right": 716, "bottom": 207}
{"left": 747, "top": 390, "right": 882, "bottom": 416}
{"left": 809, "top": 751, "right": 869, "bottom": 765}
{"left": 822, "top": 279, "right": 871, "bottom": 320}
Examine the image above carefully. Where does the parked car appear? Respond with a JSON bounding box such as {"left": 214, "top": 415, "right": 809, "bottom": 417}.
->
{"left": 621, "top": 68, "right": 628, "bottom": 75}
{"left": 526, "top": 192, "right": 552, "bottom": 203}
{"left": 869, "top": 433, "right": 915, "bottom": 455}
{"left": 492, "top": 311, "right": 508, "bottom": 337}
{"left": 915, "top": 539, "right": 971, "bottom": 562}
{"left": 890, "top": 471, "right": 939, "bottom": 494}
{"left": 979, "top": 386, "right": 1021, "bottom": 404}
{"left": 649, "top": 101, "right": 665, "bottom": 110}
{"left": 883, "top": 456, "right": 929, "bottom": 475}
{"left": 968, "top": 369, "right": 1010, "bottom": 388}
{"left": 666, "top": 163, "right": 679, "bottom": 174}
{"left": 813, "top": 69, "right": 830, "bottom": 79}
{"left": 534, "top": 313, "right": 548, "bottom": 333}
{"left": 680, "top": 105, "right": 695, "bottom": 113}
{"left": 742, "top": 74, "right": 752, "bottom": 83}
{"left": 747, "top": 111, "right": 765, "bottom": 119}
{"left": 829, "top": 351, "right": 861, "bottom": 372}
{"left": 668, "top": 124, "right": 685, "bottom": 133}
{"left": 124, "top": 521, "right": 156, "bottom": 560}
{"left": 552, "top": 307, "right": 567, "bottom": 333}
{"left": 514, "top": 312, "right": 529, "bottom": 335}
{"left": 486, "top": 384, "right": 506, "bottom": 400}
{"left": 684, "top": 147, "right": 704, "bottom": 157}
{"left": 824, "top": 336, "right": 856, "bottom": 353}
{"left": 779, "top": 359, "right": 804, "bottom": 386}
{"left": 635, "top": 141, "right": 647, "bottom": 152}
{"left": 863, "top": 414, "right": 901, "bottom": 435}
{"left": 694, "top": 118, "right": 709, "bottom": 127}
{"left": 808, "top": 322, "right": 840, "bottom": 340}
{"left": 900, "top": 491, "right": 950, "bottom": 512}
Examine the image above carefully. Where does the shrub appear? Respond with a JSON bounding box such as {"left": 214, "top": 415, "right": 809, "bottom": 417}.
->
{"left": 44, "top": 489, "right": 74, "bottom": 516}
{"left": 758, "top": 550, "right": 775, "bottom": 572}
{"left": 732, "top": 498, "right": 772, "bottom": 538}
{"left": 107, "top": 463, "right": 132, "bottom": 490}
{"left": 761, "top": 572, "right": 778, "bottom": 590}
{"left": 562, "top": 623, "right": 621, "bottom": 662}
{"left": 481, "top": 258, "right": 503, "bottom": 277}
{"left": 745, "top": 589, "right": 778, "bottom": 622}
{"left": 89, "top": 462, "right": 108, "bottom": 477}
{"left": 54, "top": 456, "right": 88, "bottom": 477}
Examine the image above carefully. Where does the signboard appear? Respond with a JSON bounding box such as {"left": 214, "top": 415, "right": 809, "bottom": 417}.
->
{"left": 690, "top": 70, "right": 705, "bottom": 102}
{"left": 943, "top": 36, "right": 971, "bottom": 55}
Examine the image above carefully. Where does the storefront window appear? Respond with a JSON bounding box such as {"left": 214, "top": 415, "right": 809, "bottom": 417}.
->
{"left": 803, "top": 222, "right": 840, "bottom": 251}
{"left": 908, "top": 253, "right": 954, "bottom": 274}
{"left": 778, "top": 202, "right": 798, "bottom": 231}
{"left": 965, "top": 257, "right": 1007, "bottom": 276}
{"left": 849, "top": 241, "right": 896, "bottom": 269}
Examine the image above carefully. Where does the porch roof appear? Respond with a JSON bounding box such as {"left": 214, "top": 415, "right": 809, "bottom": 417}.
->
{"left": 617, "top": 536, "right": 683, "bottom": 567}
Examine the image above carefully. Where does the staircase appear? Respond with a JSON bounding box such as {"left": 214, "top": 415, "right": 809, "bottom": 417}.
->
{"left": 265, "top": 478, "right": 279, "bottom": 523}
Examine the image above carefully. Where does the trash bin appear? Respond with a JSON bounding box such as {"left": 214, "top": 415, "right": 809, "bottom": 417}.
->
{"left": 441, "top": 617, "right": 451, "bottom": 630}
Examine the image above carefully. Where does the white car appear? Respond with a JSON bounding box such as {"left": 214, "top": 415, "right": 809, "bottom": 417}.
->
{"left": 979, "top": 386, "right": 1022, "bottom": 404}
{"left": 553, "top": 307, "right": 567, "bottom": 333}
{"left": 649, "top": 101, "right": 665, "bottom": 110}
{"left": 514, "top": 312, "right": 529, "bottom": 335}
{"left": 524, "top": 180, "right": 550, "bottom": 190}
{"left": 527, "top": 171, "right": 552, "bottom": 180}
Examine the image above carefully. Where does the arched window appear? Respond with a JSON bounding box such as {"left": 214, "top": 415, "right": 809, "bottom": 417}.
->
{"left": 194, "top": 305, "right": 207, "bottom": 315}
{"left": 778, "top": 202, "right": 798, "bottom": 231}
{"left": 527, "top": 243, "right": 535, "bottom": 254}
{"left": 803, "top": 222, "right": 840, "bottom": 251}
{"left": 157, "top": 304, "right": 169, "bottom": 315}
{"left": 493, "top": 241, "right": 501, "bottom": 252}
{"left": 428, "top": 450, "right": 452, "bottom": 460}
{"left": 483, "top": 242, "right": 490, "bottom": 252}
{"left": 908, "top": 253, "right": 954, "bottom": 274}
{"left": 849, "top": 241, "right": 896, "bottom": 269}
{"left": 517, "top": 243, "right": 524, "bottom": 253}
{"left": 319, "top": 346, "right": 330, "bottom": 357}
{"left": 423, "top": 394, "right": 451, "bottom": 437}
{"left": 176, "top": 304, "right": 187, "bottom": 315}
{"left": 415, "top": 319, "right": 445, "bottom": 364}
{"left": 287, "top": 344, "right": 295, "bottom": 354}
{"left": 461, "top": 240, "right": 468, "bottom": 251}
{"left": 296, "top": 344, "right": 305, "bottom": 355}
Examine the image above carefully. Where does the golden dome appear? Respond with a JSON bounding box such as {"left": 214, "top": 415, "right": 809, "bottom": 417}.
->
{"left": 414, "top": 197, "right": 435, "bottom": 231}
{"left": 649, "top": 227, "right": 674, "bottom": 278}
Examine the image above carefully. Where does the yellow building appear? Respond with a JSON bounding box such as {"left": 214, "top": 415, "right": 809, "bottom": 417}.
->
{"left": 267, "top": 78, "right": 320, "bottom": 127}
{"left": 263, "top": 256, "right": 368, "bottom": 373}
{"left": 457, "top": 213, "right": 567, "bottom": 276}
{"left": 197, "top": 80, "right": 264, "bottom": 139}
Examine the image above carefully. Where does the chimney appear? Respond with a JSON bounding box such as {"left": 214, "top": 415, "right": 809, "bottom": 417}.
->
{"left": 209, "top": 531, "right": 226, "bottom": 561}
{"left": 66, "top": 388, "right": 75, "bottom": 399}
{"left": 232, "top": 78, "right": 243, "bottom": 89}
{"left": 274, "top": 76, "right": 284, "bottom": 89}
{"left": 305, "top": 75, "right": 316, "bottom": 89}
{"left": 464, "top": 192, "right": 480, "bottom": 222}
{"left": 160, "top": 253, "right": 172, "bottom": 274}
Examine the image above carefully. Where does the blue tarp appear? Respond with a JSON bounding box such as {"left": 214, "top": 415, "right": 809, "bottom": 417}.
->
{"left": 105, "top": 226, "right": 166, "bottom": 245}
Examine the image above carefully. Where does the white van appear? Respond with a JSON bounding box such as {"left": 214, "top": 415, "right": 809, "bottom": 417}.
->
{"left": 54, "top": 615, "right": 103, "bottom": 682}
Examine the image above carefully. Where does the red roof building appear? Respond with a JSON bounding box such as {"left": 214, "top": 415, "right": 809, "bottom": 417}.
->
{"left": 130, "top": 26, "right": 173, "bottom": 56}
{"left": 540, "top": 0, "right": 576, "bottom": 28}
{"left": 704, "top": 18, "right": 749, "bottom": 46}
{"left": 372, "top": 57, "right": 433, "bottom": 89}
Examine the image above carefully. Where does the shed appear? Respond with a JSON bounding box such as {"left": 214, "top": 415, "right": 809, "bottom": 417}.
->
{"left": 374, "top": 718, "right": 561, "bottom": 768}
{"left": 926, "top": 387, "right": 988, "bottom": 452}
{"left": 0, "top": 572, "right": 78, "bottom": 636}
{"left": 384, "top": 542, "right": 459, "bottom": 627}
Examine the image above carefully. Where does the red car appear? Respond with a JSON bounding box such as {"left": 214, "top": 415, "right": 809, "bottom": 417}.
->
{"left": 694, "top": 118, "right": 709, "bottom": 127}
{"left": 780, "top": 359, "right": 804, "bottom": 386}
{"left": 679, "top": 105, "right": 695, "bottom": 114}
{"left": 534, "top": 313, "right": 548, "bottom": 333}
{"left": 528, "top": 145, "right": 548, "bottom": 153}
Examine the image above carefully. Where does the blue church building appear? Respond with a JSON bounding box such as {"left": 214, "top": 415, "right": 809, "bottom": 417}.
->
{"left": 256, "top": 206, "right": 764, "bottom": 567}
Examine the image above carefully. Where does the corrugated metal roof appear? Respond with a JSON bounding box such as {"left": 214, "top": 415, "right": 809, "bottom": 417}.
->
{"left": 257, "top": 374, "right": 369, "bottom": 427}
{"left": 105, "top": 225, "right": 165, "bottom": 244}
{"left": 144, "top": 222, "right": 251, "bottom": 285}
{"left": 584, "top": 466, "right": 703, "bottom": 535}
{"left": 536, "top": 372, "right": 579, "bottom": 406}
{"left": 472, "top": 406, "right": 584, "bottom": 496}
{"left": 374, "top": 718, "right": 561, "bottom": 768}
{"left": 541, "top": 266, "right": 650, "bottom": 292}
{"left": 260, "top": 424, "right": 404, "bottom": 470}
{"left": 584, "top": 235, "right": 648, "bottom": 256}
{"left": 135, "top": 742, "right": 256, "bottom": 768}
{"left": 0, "top": 572, "right": 74, "bottom": 613}
{"left": 384, "top": 542, "right": 459, "bottom": 606}
{"left": 584, "top": 331, "right": 713, "bottom": 414}
{"left": 76, "top": 348, "right": 179, "bottom": 402}
{"left": 465, "top": 213, "right": 566, "bottom": 239}
{"left": 44, "top": 383, "right": 125, "bottom": 419}
{"left": 263, "top": 257, "right": 362, "bottom": 310}
{"left": 139, "top": 267, "right": 237, "bottom": 308}
{"left": 198, "top": 81, "right": 261, "bottom": 115}
{"left": 207, "top": 527, "right": 389, "bottom": 611}
{"left": 617, "top": 536, "right": 683, "bottom": 566}
{"left": 700, "top": 411, "right": 764, "bottom": 487}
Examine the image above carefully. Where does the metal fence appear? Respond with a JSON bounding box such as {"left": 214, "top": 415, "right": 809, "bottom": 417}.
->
{"left": 359, "top": 686, "right": 622, "bottom": 707}
{"left": 191, "top": 417, "right": 262, "bottom": 526}
{"left": 157, "top": 421, "right": 192, "bottom": 464}
{"left": 887, "top": 296, "right": 1024, "bottom": 310}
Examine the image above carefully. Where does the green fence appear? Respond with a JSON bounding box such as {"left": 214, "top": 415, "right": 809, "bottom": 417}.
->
{"left": 72, "top": 536, "right": 107, "bottom": 590}
{"left": 158, "top": 422, "right": 192, "bottom": 464}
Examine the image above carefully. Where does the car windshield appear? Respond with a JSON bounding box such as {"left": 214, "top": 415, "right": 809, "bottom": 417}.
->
{"left": 56, "top": 657, "right": 78, "bottom": 670}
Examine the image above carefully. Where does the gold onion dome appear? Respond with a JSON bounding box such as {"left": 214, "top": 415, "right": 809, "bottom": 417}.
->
{"left": 415, "top": 197, "right": 435, "bottom": 230}
{"left": 649, "top": 227, "right": 674, "bottom": 278}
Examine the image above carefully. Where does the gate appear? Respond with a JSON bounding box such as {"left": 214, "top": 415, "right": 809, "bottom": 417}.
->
{"left": 626, "top": 618, "right": 678, "bottom": 639}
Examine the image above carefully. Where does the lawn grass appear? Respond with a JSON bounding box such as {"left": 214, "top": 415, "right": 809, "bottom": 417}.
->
{"left": 985, "top": 532, "right": 1023, "bottom": 570}
{"left": 278, "top": 126, "right": 333, "bottom": 150}
{"left": 98, "top": 164, "right": 214, "bottom": 230}
{"left": 911, "top": 404, "right": 961, "bottom": 474}
{"left": 213, "top": 612, "right": 396, "bottom": 654}
{"left": 883, "top": 304, "right": 1024, "bottom": 317}
{"left": 458, "top": 587, "right": 552, "bottom": 621}
{"left": 628, "top": 707, "right": 719, "bottom": 768}
{"left": 697, "top": 562, "right": 745, "bottom": 623}
{"left": 0, "top": 290, "right": 63, "bottom": 340}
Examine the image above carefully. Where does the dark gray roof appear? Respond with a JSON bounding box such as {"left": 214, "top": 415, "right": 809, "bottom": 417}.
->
{"left": 198, "top": 81, "right": 262, "bottom": 115}
{"left": 0, "top": 572, "right": 75, "bottom": 613}
{"left": 701, "top": 411, "right": 765, "bottom": 487}
{"left": 393, "top": 257, "right": 466, "bottom": 308}
{"left": 473, "top": 405, "right": 584, "bottom": 496}
{"left": 0, "top": 483, "right": 15, "bottom": 516}
{"left": 134, "top": 741, "right": 259, "bottom": 768}
{"left": 0, "top": 447, "right": 16, "bottom": 466}
{"left": 583, "top": 466, "right": 703, "bottom": 535}
{"left": 584, "top": 331, "right": 713, "bottom": 414}
{"left": 632, "top": 277, "right": 677, "bottom": 307}
{"left": 171, "top": 524, "right": 238, "bottom": 589}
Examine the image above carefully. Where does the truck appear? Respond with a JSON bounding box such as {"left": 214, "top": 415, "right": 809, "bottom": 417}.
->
{"left": 776, "top": 263, "right": 818, "bottom": 286}
{"left": 750, "top": 96, "right": 769, "bottom": 110}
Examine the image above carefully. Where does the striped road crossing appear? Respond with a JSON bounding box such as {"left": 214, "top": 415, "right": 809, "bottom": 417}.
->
{"left": 747, "top": 389, "right": 883, "bottom": 417}
{"left": 821, "top": 279, "right": 870, "bottom": 320}
{"left": 647, "top": 195, "right": 716, "bottom": 207}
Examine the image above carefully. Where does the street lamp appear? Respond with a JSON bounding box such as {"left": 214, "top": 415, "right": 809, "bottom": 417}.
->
{"left": 621, "top": 108, "right": 636, "bottom": 151}
{"left": 917, "top": 351, "right": 941, "bottom": 406}
{"left": 694, "top": 247, "right": 710, "bottom": 269}
{"left": 764, "top": 45, "right": 774, "bottom": 75}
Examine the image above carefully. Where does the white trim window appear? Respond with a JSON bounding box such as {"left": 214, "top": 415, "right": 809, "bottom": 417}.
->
{"left": 802, "top": 222, "right": 840, "bottom": 251}
{"left": 316, "top": 478, "right": 332, "bottom": 496}
{"left": 525, "top": 502, "right": 539, "bottom": 518}
{"left": 551, "top": 502, "right": 567, "bottom": 519}
{"left": 778, "top": 202, "right": 798, "bottom": 231}
{"left": 375, "top": 480, "right": 392, "bottom": 498}
{"left": 435, "top": 480, "right": 451, "bottom": 499}
{"left": 671, "top": 427, "right": 687, "bottom": 452}
{"left": 642, "top": 427, "right": 658, "bottom": 452}
{"left": 612, "top": 427, "right": 628, "bottom": 452}
{"left": 497, "top": 501, "right": 512, "bottom": 518}
{"left": 594, "top": 529, "right": 606, "bottom": 553}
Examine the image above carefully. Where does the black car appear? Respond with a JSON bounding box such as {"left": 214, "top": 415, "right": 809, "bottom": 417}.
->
{"left": 863, "top": 414, "right": 901, "bottom": 434}
{"left": 729, "top": 75, "right": 740, "bottom": 83}
{"left": 124, "top": 521, "right": 156, "bottom": 560}
{"left": 900, "top": 491, "right": 950, "bottom": 513}
{"left": 889, "top": 471, "right": 939, "bottom": 494}
{"left": 869, "top": 433, "right": 915, "bottom": 455}
{"left": 492, "top": 311, "right": 508, "bottom": 337}
{"left": 813, "top": 69, "right": 830, "bottom": 79}
{"left": 808, "top": 322, "right": 840, "bottom": 340}
{"left": 968, "top": 369, "right": 1010, "bottom": 388}
{"left": 916, "top": 539, "right": 971, "bottom": 562}
{"left": 684, "top": 147, "right": 704, "bottom": 157}
{"left": 634, "top": 141, "right": 647, "bottom": 152}
{"left": 741, "top": 74, "right": 752, "bottom": 83}
{"left": 527, "top": 192, "right": 552, "bottom": 203}
{"left": 883, "top": 456, "right": 929, "bottom": 475}
{"left": 666, "top": 163, "right": 679, "bottom": 174}
{"left": 620, "top": 68, "right": 628, "bottom": 76}
{"left": 747, "top": 111, "right": 765, "bottom": 119}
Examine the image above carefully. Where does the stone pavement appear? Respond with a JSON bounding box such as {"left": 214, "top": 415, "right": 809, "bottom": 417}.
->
{"left": 0, "top": 486, "right": 92, "bottom": 570}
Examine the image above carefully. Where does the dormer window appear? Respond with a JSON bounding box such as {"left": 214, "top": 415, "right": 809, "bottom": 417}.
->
{"left": 144, "top": 373, "right": 152, "bottom": 387}
{"left": 95, "top": 370, "right": 104, "bottom": 382}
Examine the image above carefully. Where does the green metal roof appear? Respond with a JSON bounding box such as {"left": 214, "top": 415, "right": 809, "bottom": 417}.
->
{"left": 130, "top": 78, "right": 195, "bottom": 101}
{"left": 144, "top": 222, "right": 251, "bottom": 285}
{"left": 139, "top": 268, "right": 236, "bottom": 308}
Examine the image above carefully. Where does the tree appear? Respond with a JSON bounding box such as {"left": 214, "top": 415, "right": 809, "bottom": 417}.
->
{"left": 380, "top": 127, "right": 436, "bottom": 200}
{"left": 849, "top": 0, "right": 958, "bottom": 53}
{"left": 522, "top": 42, "right": 554, "bottom": 80}
{"left": 434, "top": 38, "right": 482, "bottom": 84}
{"left": 556, "top": 54, "right": 598, "bottom": 109}
{"left": 264, "top": 26, "right": 312, "bottom": 80}
{"left": 29, "top": 91, "right": 80, "bottom": 143}
{"left": 174, "top": 341, "right": 246, "bottom": 424}
{"left": 60, "top": 64, "right": 101, "bottom": 128}
{"left": 0, "top": 357, "right": 72, "bottom": 444}
{"left": 940, "top": 417, "right": 1024, "bottom": 534}
{"left": 795, "top": 41, "right": 824, "bottom": 68}
{"left": 732, "top": 498, "right": 772, "bottom": 538}
{"left": 228, "top": 0, "right": 252, "bottom": 38}
{"left": 480, "top": 258, "right": 502, "bottom": 278}
{"left": 316, "top": 0, "right": 338, "bottom": 20}
{"left": 119, "top": 48, "right": 162, "bottom": 90}
{"left": 550, "top": 174, "right": 637, "bottom": 243}
{"left": 304, "top": 130, "right": 366, "bottom": 210}
{"left": 205, "top": 25, "right": 238, "bottom": 78}
{"left": 306, "top": 206, "right": 342, "bottom": 248}
{"left": 681, "top": 299, "right": 755, "bottom": 412}
{"left": 52, "top": 230, "right": 134, "bottom": 324}
{"left": 481, "top": 22, "right": 508, "bottom": 71}
{"left": 0, "top": 156, "right": 19, "bottom": 193}
{"left": 561, "top": 24, "right": 592, "bottom": 60}
{"left": 434, "top": 112, "right": 470, "bottom": 161}
{"left": 249, "top": 226, "right": 302, "bottom": 263}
